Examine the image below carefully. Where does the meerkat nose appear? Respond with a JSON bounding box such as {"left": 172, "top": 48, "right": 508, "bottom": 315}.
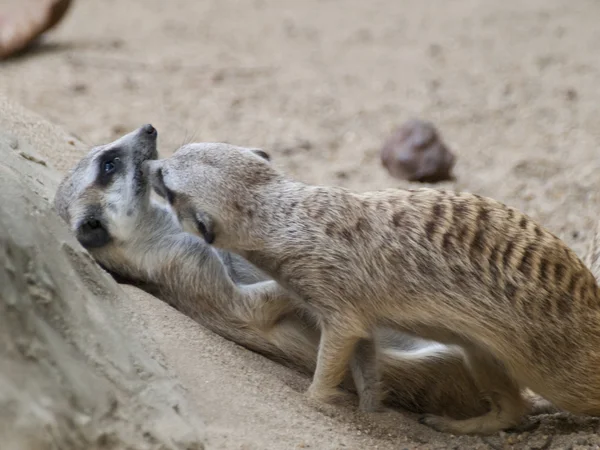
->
{"left": 142, "top": 124, "right": 157, "bottom": 136}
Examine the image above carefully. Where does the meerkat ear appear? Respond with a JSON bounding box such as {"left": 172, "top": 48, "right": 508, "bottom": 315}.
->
{"left": 250, "top": 148, "right": 271, "bottom": 162}
{"left": 194, "top": 211, "right": 215, "bottom": 245}
{"left": 76, "top": 217, "right": 111, "bottom": 249}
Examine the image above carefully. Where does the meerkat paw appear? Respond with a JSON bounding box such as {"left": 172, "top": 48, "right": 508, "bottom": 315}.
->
{"left": 359, "top": 395, "right": 381, "bottom": 412}
{"left": 358, "top": 385, "right": 384, "bottom": 412}
{"left": 306, "top": 384, "right": 348, "bottom": 405}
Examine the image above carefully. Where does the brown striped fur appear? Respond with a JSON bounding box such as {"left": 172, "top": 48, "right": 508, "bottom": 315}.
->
{"left": 150, "top": 142, "right": 600, "bottom": 435}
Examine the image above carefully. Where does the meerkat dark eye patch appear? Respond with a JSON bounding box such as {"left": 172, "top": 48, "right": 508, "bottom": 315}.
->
{"left": 76, "top": 216, "right": 111, "bottom": 249}
{"left": 96, "top": 149, "right": 123, "bottom": 186}
{"left": 194, "top": 211, "right": 215, "bottom": 244}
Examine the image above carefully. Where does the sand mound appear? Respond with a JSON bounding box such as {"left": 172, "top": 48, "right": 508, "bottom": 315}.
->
{"left": 0, "top": 95, "right": 205, "bottom": 450}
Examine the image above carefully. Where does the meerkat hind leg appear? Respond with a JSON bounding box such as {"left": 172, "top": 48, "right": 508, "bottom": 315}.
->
{"left": 420, "top": 347, "right": 526, "bottom": 435}
{"left": 350, "top": 337, "right": 383, "bottom": 412}
{"left": 307, "top": 324, "right": 366, "bottom": 405}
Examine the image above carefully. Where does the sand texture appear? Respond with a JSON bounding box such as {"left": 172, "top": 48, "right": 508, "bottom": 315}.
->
{"left": 3, "top": 0, "right": 600, "bottom": 448}
{"left": 0, "top": 95, "right": 206, "bottom": 449}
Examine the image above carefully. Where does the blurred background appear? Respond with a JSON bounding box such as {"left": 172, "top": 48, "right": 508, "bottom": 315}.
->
{"left": 2, "top": 0, "right": 600, "bottom": 255}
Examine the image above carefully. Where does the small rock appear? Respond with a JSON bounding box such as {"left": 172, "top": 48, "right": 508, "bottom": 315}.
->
{"left": 380, "top": 119, "right": 456, "bottom": 183}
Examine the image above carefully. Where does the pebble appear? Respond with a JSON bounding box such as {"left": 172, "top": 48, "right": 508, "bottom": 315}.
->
{"left": 380, "top": 118, "right": 456, "bottom": 183}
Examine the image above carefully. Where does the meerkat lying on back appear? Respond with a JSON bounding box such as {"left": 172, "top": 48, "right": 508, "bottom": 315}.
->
{"left": 54, "top": 125, "right": 518, "bottom": 421}
{"left": 148, "top": 142, "right": 600, "bottom": 435}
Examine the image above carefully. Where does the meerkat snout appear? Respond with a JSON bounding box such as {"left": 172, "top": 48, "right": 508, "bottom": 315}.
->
{"left": 142, "top": 123, "right": 157, "bottom": 136}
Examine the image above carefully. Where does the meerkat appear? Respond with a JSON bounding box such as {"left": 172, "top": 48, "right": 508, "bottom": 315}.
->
{"left": 53, "top": 125, "right": 511, "bottom": 421}
{"left": 147, "top": 142, "right": 600, "bottom": 435}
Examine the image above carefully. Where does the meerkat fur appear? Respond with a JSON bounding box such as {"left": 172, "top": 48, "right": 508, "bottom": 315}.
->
{"left": 54, "top": 126, "right": 521, "bottom": 421}
{"left": 148, "top": 142, "right": 600, "bottom": 435}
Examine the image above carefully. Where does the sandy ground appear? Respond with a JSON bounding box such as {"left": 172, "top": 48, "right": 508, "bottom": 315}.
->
{"left": 3, "top": 0, "right": 600, "bottom": 448}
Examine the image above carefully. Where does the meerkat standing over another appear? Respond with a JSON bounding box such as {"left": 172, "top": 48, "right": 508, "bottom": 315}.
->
{"left": 55, "top": 125, "right": 528, "bottom": 422}
{"left": 148, "top": 142, "right": 600, "bottom": 435}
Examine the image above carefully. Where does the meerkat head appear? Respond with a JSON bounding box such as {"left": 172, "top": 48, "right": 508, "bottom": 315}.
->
{"left": 146, "top": 142, "right": 275, "bottom": 250}
{"left": 54, "top": 124, "right": 159, "bottom": 251}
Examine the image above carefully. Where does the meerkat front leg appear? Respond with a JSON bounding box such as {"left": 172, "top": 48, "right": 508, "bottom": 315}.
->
{"left": 239, "top": 285, "right": 383, "bottom": 411}
{"left": 307, "top": 322, "right": 374, "bottom": 407}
